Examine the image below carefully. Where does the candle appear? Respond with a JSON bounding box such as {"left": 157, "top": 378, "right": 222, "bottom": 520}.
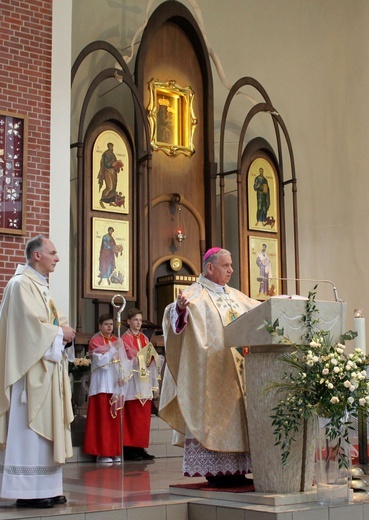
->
{"left": 354, "top": 309, "right": 366, "bottom": 355}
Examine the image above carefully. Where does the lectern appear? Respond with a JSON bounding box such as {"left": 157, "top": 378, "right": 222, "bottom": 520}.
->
{"left": 224, "top": 297, "right": 347, "bottom": 494}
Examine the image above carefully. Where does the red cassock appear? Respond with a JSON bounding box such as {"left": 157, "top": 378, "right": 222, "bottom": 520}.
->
{"left": 122, "top": 330, "right": 153, "bottom": 448}
{"left": 83, "top": 332, "right": 122, "bottom": 457}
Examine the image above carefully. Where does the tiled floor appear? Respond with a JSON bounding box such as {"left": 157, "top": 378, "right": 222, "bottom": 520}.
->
{"left": 0, "top": 457, "right": 204, "bottom": 520}
{"left": 1, "top": 458, "right": 369, "bottom": 520}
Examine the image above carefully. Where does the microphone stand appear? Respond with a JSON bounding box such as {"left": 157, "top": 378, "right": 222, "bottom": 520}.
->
{"left": 256, "top": 276, "right": 341, "bottom": 302}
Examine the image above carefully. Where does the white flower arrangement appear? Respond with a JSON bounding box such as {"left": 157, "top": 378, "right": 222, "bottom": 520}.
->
{"left": 264, "top": 286, "right": 369, "bottom": 469}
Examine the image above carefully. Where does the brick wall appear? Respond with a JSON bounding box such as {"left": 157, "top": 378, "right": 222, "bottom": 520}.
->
{"left": 0, "top": 0, "right": 53, "bottom": 295}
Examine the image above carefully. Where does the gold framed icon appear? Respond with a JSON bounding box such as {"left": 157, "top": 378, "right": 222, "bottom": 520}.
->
{"left": 92, "top": 130, "right": 129, "bottom": 214}
{"left": 147, "top": 79, "right": 197, "bottom": 157}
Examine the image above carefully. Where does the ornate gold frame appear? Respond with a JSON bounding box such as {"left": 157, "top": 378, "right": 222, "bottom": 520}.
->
{"left": 147, "top": 79, "right": 197, "bottom": 157}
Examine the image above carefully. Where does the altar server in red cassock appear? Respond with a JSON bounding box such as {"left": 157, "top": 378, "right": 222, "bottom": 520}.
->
{"left": 122, "top": 308, "right": 162, "bottom": 461}
{"left": 84, "top": 314, "right": 131, "bottom": 463}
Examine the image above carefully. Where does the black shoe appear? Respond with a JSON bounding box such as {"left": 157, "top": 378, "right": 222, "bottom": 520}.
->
{"left": 206, "top": 475, "right": 251, "bottom": 488}
{"left": 16, "top": 498, "right": 54, "bottom": 508}
{"left": 125, "top": 453, "right": 143, "bottom": 461}
{"left": 51, "top": 495, "right": 67, "bottom": 504}
{"left": 123, "top": 448, "right": 143, "bottom": 461}
{"left": 142, "top": 450, "right": 155, "bottom": 460}
{"left": 206, "top": 476, "right": 225, "bottom": 487}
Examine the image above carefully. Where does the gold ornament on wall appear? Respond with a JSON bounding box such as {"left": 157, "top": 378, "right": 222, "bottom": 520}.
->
{"left": 147, "top": 79, "right": 198, "bottom": 157}
{"left": 170, "top": 257, "right": 182, "bottom": 272}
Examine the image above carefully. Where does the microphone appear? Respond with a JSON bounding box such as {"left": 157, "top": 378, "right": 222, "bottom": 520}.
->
{"left": 256, "top": 276, "right": 341, "bottom": 302}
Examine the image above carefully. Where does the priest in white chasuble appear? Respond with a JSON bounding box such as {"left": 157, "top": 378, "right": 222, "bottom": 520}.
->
{"left": 0, "top": 235, "right": 76, "bottom": 508}
{"left": 159, "top": 248, "right": 260, "bottom": 487}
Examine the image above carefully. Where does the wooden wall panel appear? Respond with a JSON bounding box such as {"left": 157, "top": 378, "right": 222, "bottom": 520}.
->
{"left": 135, "top": 2, "right": 215, "bottom": 323}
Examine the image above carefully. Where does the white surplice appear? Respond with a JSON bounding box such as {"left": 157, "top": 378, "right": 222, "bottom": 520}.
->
{"left": 0, "top": 332, "right": 73, "bottom": 499}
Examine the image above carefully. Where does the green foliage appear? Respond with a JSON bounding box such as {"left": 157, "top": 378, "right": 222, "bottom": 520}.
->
{"left": 263, "top": 289, "right": 367, "bottom": 469}
{"left": 258, "top": 319, "right": 284, "bottom": 337}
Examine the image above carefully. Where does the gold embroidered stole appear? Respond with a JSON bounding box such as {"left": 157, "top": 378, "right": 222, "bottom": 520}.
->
{"left": 36, "top": 283, "right": 59, "bottom": 326}
{"left": 137, "top": 342, "right": 161, "bottom": 382}
{"left": 207, "top": 287, "right": 246, "bottom": 399}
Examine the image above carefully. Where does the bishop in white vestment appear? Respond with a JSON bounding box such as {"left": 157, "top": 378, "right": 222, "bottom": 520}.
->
{"left": 159, "top": 248, "right": 260, "bottom": 487}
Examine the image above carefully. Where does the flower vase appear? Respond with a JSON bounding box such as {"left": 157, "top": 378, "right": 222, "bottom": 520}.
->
{"left": 315, "top": 418, "right": 351, "bottom": 505}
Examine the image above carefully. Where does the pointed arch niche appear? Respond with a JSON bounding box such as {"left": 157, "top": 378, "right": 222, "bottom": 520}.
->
{"left": 71, "top": 1, "right": 217, "bottom": 331}
{"left": 71, "top": 41, "right": 152, "bottom": 334}
{"left": 219, "top": 77, "right": 299, "bottom": 298}
{"left": 135, "top": 1, "right": 216, "bottom": 324}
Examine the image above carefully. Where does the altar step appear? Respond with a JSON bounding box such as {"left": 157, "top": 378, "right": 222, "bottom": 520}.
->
{"left": 65, "top": 419, "right": 369, "bottom": 520}
{"left": 5, "top": 487, "right": 369, "bottom": 520}
{"left": 2, "top": 457, "right": 369, "bottom": 520}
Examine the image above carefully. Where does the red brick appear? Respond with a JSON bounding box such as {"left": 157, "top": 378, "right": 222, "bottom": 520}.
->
{"left": 0, "top": 0, "right": 52, "bottom": 289}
